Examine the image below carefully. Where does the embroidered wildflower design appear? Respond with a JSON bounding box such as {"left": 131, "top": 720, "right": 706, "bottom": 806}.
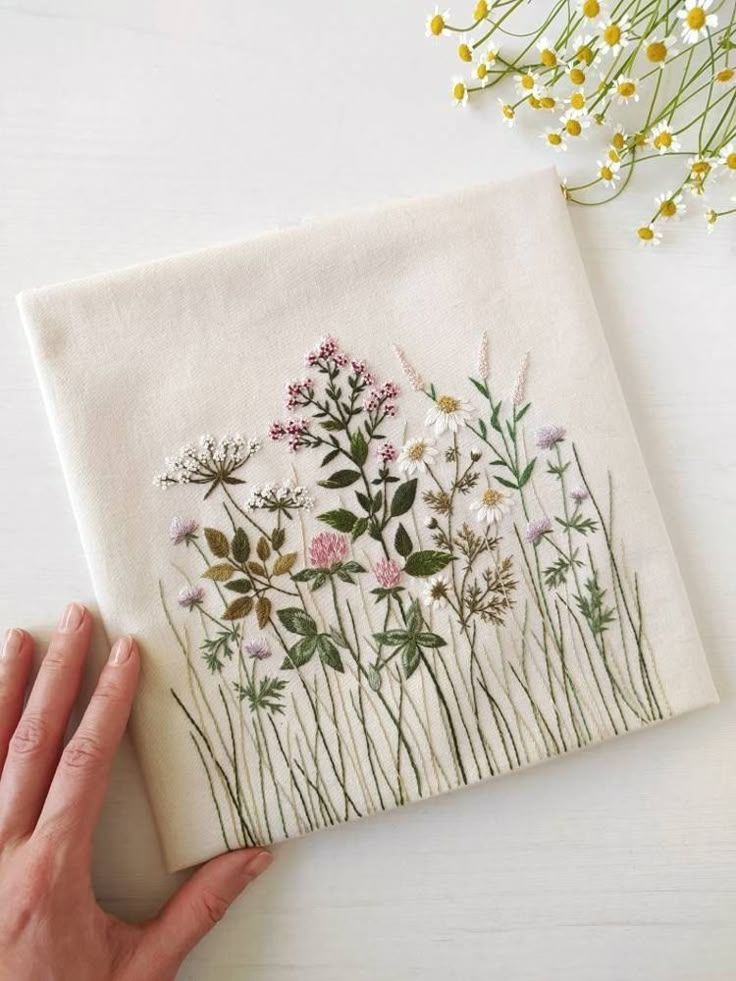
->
{"left": 245, "top": 480, "right": 313, "bottom": 514}
{"left": 469, "top": 487, "right": 513, "bottom": 525}
{"left": 245, "top": 637, "right": 273, "bottom": 660}
{"left": 423, "top": 574, "right": 450, "bottom": 610}
{"left": 177, "top": 584, "right": 205, "bottom": 610}
{"left": 398, "top": 437, "right": 439, "bottom": 475}
{"left": 570, "top": 485, "right": 589, "bottom": 502}
{"left": 377, "top": 441, "right": 398, "bottom": 463}
{"left": 425, "top": 394, "right": 473, "bottom": 434}
{"left": 308, "top": 532, "right": 350, "bottom": 569}
{"left": 169, "top": 516, "right": 198, "bottom": 545}
{"left": 536, "top": 425, "right": 566, "bottom": 449}
{"left": 154, "top": 434, "right": 260, "bottom": 498}
{"left": 525, "top": 517, "right": 553, "bottom": 544}
{"left": 374, "top": 558, "right": 402, "bottom": 589}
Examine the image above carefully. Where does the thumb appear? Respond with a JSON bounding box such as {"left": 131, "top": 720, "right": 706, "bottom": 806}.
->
{"left": 144, "top": 848, "right": 272, "bottom": 969}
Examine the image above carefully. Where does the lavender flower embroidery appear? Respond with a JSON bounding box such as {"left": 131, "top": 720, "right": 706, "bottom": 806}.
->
{"left": 169, "top": 516, "right": 198, "bottom": 545}
{"left": 177, "top": 584, "right": 205, "bottom": 610}
{"left": 536, "top": 425, "right": 566, "bottom": 449}
{"left": 525, "top": 517, "right": 552, "bottom": 544}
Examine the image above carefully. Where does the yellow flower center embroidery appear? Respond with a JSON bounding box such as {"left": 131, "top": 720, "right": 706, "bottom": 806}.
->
{"left": 481, "top": 489, "right": 503, "bottom": 506}
{"left": 565, "top": 118, "right": 582, "bottom": 136}
{"left": 603, "top": 24, "right": 622, "bottom": 46}
{"left": 646, "top": 41, "right": 668, "bottom": 62}
{"left": 653, "top": 131, "right": 672, "bottom": 149}
{"left": 540, "top": 48, "right": 557, "bottom": 67}
{"left": 474, "top": 0, "right": 488, "bottom": 18}
{"left": 570, "top": 92, "right": 586, "bottom": 110}
{"left": 716, "top": 68, "right": 734, "bottom": 83}
{"left": 437, "top": 395, "right": 460, "bottom": 414}
{"left": 540, "top": 96, "right": 556, "bottom": 109}
{"left": 577, "top": 44, "right": 595, "bottom": 64}
{"left": 458, "top": 43, "right": 473, "bottom": 62}
{"left": 726, "top": 152, "right": 736, "bottom": 170}
{"left": 407, "top": 442, "right": 427, "bottom": 461}
{"left": 618, "top": 81, "right": 636, "bottom": 97}
{"left": 477, "top": 63, "right": 488, "bottom": 78}
{"left": 686, "top": 6, "right": 706, "bottom": 29}
{"left": 569, "top": 67, "right": 586, "bottom": 85}
{"left": 582, "top": 0, "right": 600, "bottom": 17}
{"left": 430, "top": 13, "right": 445, "bottom": 35}
{"left": 660, "top": 200, "right": 677, "bottom": 217}
{"left": 547, "top": 131, "right": 563, "bottom": 145}
{"left": 637, "top": 226, "right": 655, "bottom": 241}
{"left": 502, "top": 104, "right": 515, "bottom": 119}
{"left": 520, "top": 73, "right": 535, "bottom": 90}
{"left": 600, "top": 165, "right": 614, "bottom": 181}
{"left": 453, "top": 82, "right": 466, "bottom": 101}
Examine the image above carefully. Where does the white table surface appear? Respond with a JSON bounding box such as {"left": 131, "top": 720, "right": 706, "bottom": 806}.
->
{"left": 1, "top": 2, "right": 735, "bottom": 979}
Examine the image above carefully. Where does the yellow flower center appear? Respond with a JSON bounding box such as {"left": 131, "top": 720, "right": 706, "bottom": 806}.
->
{"left": 547, "top": 131, "right": 563, "bottom": 145}
{"left": 430, "top": 13, "right": 445, "bottom": 35}
{"left": 474, "top": 0, "right": 488, "bottom": 18}
{"left": 540, "top": 48, "right": 557, "bottom": 67}
{"left": 570, "top": 92, "right": 586, "bottom": 110}
{"left": 618, "top": 80, "right": 636, "bottom": 97}
{"left": 600, "top": 165, "right": 614, "bottom": 180}
{"left": 437, "top": 395, "right": 460, "bottom": 414}
{"left": 686, "top": 6, "right": 706, "bottom": 29}
{"left": 716, "top": 67, "right": 734, "bottom": 82}
{"left": 691, "top": 159, "right": 711, "bottom": 175}
{"left": 540, "top": 95, "right": 556, "bottom": 108}
{"left": 502, "top": 104, "right": 515, "bottom": 119}
{"left": 660, "top": 200, "right": 677, "bottom": 217}
{"left": 608, "top": 147, "right": 621, "bottom": 162}
{"left": 477, "top": 63, "right": 488, "bottom": 78}
{"left": 634, "top": 131, "right": 647, "bottom": 146}
{"left": 569, "top": 67, "right": 586, "bottom": 84}
{"left": 577, "top": 44, "right": 595, "bottom": 64}
{"left": 453, "top": 82, "right": 466, "bottom": 101}
{"left": 646, "top": 41, "right": 668, "bottom": 62}
{"left": 653, "top": 131, "right": 672, "bottom": 149}
{"left": 520, "top": 73, "right": 535, "bottom": 90}
{"left": 528, "top": 95, "right": 541, "bottom": 108}
{"left": 612, "top": 132, "right": 625, "bottom": 150}
{"left": 407, "top": 441, "right": 426, "bottom": 461}
{"left": 582, "top": 0, "right": 600, "bottom": 17}
{"left": 706, "top": 209, "right": 717, "bottom": 225}
{"left": 487, "top": 47, "right": 498, "bottom": 63}
{"left": 458, "top": 43, "right": 473, "bottom": 62}
{"left": 637, "top": 226, "right": 655, "bottom": 241}
{"left": 726, "top": 152, "right": 736, "bottom": 169}
{"left": 565, "top": 118, "right": 582, "bottom": 136}
{"left": 603, "top": 24, "right": 622, "bottom": 46}
{"left": 482, "top": 489, "right": 503, "bottom": 506}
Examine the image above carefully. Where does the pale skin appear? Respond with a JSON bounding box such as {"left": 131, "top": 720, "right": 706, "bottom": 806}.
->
{"left": 0, "top": 602, "right": 272, "bottom": 981}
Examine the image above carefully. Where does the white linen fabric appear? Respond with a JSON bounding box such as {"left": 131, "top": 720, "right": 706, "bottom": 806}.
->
{"left": 19, "top": 168, "right": 717, "bottom": 872}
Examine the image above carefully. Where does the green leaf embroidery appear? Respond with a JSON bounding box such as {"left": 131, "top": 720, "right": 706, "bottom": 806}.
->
{"left": 204, "top": 527, "right": 229, "bottom": 558}
{"left": 394, "top": 522, "right": 414, "bottom": 558}
{"left": 231, "top": 527, "right": 250, "bottom": 564}
{"left": 318, "top": 509, "right": 357, "bottom": 533}
{"left": 350, "top": 430, "right": 369, "bottom": 465}
{"left": 282, "top": 634, "right": 318, "bottom": 669}
{"left": 318, "top": 469, "right": 362, "bottom": 489}
{"left": 318, "top": 635, "right": 344, "bottom": 672}
{"left": 225, "top": 578, "right": 253, "bottom": 594}
{"left": 277, "top": 607, "right": 318, "bottom": 636}
{"left": 404, "top": 550, "right": 454, "bottom": 577}
{"left": 222, "top": 596, "right": 253, "bottom": 620}
{"left": 390, "top": 478, "right": 417, "bottom": 517}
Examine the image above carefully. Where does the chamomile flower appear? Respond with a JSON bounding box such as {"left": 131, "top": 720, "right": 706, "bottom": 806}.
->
{"left": 425, "top": 394, "right": 473, "bottom": 434}
{"left": 426, "top": 6, "right": 450, "bottom": 37}
{"left": 567, "top": 62, "right": 588, "bottom": 85}
{"left": 537, "top": 91, "right": 558, "bottom": 110}
{"left": 649, "top": 121, "right": 680, "bottom": 154}
{"left": 567, "top": 89, "right": 588, "bottom": 115}
{"left": 644, "top": 35, "right": 677, "bottom": 67}
{"left": 474, "top": 0, "right": 489, "bottom": 19}
{"left": 457, "top": 34, "right": 474, "bottom": 62}
{"left": 498, "top": 99, "right": 516, "bottom": 126}
{"left": 515, "top": 69, "right": 542, "bottom": 98}
{"left": 560, "top": 109, "right": 591, "bottom": 138}
{"left": 423, "top": 574, "right": 450, "bottom": 611}
{"left": 705, "top": 208, "right": 718, "bottom": 232}
{"left": 614, "top": 75, "right": 640, "bottom": 103}
{"left": 485, "top": 43, "right": 499, "bottom": 64}
{"left": 537, "top": 36, "right": 559, "bottom": 67}
{"left": 470, "top": 487, "right": 513, "bottom": 526}
{"left": 598, "top": 17, "right": 631, "bottom": 57}
{"left": 637, "top": 223, "right": 663, "bottom": 246}
{"left": 596, "top": 159, "right": 620, "bottom": 187}
{"left": 398, "top": 437, "right": 439, "bottom": 476}
{"left": 571, "top": 34, "right": 598, "bottom": 66}
{"left": 715, "top": 67, "right": 735, "bottom": 85}
{"left": 542, "top": 127, "right": 567, "bottom": 151}
{"left": 677, "top": 0, "right": 717, "bottom": 44}
{"left": 655, "top": 190, "right": 686, "bottom": 219}
{"left": 474, "top": 61, "right": 490, "bottom": 86}
{"left": 451, "top": 77, "right": 469, "bottom": 106}
{"left": 579, "top": 0, "right": 604, "bottom": 20}
{"left": 718, "top": 142, "right": 736, "bottom": 174}
{"left": 688, "top": 155, "right": 716, "bottom": 193}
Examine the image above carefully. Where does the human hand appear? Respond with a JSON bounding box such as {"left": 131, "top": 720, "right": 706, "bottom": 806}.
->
{"left": 0, "top": 603, "right": 272, "bottom": 981}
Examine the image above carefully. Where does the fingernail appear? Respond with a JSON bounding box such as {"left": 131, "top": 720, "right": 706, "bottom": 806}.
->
{"left": 1, "top": 628, "right": 24, "bottom": 661}
{"left": 110, "top": 636, "right": 132, "bottom": 665}
{"left": 244, "top": 850, "right": 272, "bottom": 877}
{"left": 58, "top": 603, "right": 85, "bottom": 633}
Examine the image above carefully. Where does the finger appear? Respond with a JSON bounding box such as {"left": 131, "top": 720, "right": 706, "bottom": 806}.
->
{"left": 0, "top": 603, "right": 91, "bottom": 841}
{"left": 36, "top": 636, "right": 140, "bottom": 852}
{"left": 0, "top": 629, "right": 34, "bottom": 774}
{"left": 144, "top": 849, "right": 272, "bottom": 970}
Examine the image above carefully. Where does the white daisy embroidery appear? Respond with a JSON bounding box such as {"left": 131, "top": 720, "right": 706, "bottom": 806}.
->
{"left": 469, "top": 487, "right": 513, "bottom": 526}
{"left": 425, "top": 395, "right": 473, "bottom": 435}
{"left": 398, "top": 437, "right": 439, "bottom": 476}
